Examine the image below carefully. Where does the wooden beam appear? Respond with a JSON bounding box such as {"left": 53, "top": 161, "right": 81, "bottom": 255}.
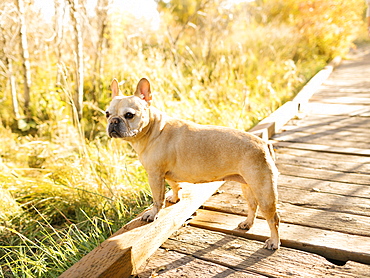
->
{"left": 249, "top": 101, "right": 298, "bottom": 140}
{"left": 249, "top": 56, "right": 341, "bottom": 140}
{"left": 59, "top": 181, "right": 224, "bottom": 278}
{"left": 293, "top": 56, "right": 341, "bottom": 112}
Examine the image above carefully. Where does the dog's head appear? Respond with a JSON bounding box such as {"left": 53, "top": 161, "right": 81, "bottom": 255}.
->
{"left": 106, "top": 78, "right": 152, "bottom": 140}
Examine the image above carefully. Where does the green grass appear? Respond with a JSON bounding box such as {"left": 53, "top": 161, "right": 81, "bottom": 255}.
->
{"left": 0, "top": 0, "right": 367, "bottom": 276}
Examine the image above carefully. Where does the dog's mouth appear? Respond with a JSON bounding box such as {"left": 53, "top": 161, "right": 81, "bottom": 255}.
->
{"left": 109, "top": 130, "right": 121, "bottom": 138}
{"left": 108, "top": 124, "right": 138, "bottom": 139}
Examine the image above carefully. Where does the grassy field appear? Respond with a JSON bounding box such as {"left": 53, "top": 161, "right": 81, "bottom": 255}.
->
{"left": 0, "top": 0, "right": 368, "bottom": 276}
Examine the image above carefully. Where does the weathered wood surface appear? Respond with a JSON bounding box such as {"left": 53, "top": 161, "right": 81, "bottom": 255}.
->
{"left": 137, "top": 245, "right": 266, "bottom": 278}
{"left": 136, "top": 48, "right": 370, "bottom": 276}
{"left": 137, "top": 226, "right": 370, "bottom": 278}
{"left": 189, "top": 209, "right": 370, "bottom": 264}
{"left": 59, "top": 182, "right": 224, "bottom": 278}
{"left": 202, "top": 182, "right": 370, "bottom": 236}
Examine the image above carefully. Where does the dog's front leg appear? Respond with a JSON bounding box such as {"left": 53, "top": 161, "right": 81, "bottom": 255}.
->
{"left": 166, "top": 180, "right": 181, "bottom": 203}
{"left": 141, "top": 173, "right": 165, "bottom": 222}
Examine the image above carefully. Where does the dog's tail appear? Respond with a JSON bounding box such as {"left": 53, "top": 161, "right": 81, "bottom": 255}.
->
{"left": 267, "top": 142, "right": 276, "bottom": 161}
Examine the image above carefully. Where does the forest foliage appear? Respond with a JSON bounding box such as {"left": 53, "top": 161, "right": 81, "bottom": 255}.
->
{"left": 0, "top": 0, "right": 367, "bottom": 276}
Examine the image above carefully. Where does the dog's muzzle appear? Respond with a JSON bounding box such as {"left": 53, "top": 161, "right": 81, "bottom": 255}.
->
{"left": 108, "top": 117, "right": 138, "bottom": 138}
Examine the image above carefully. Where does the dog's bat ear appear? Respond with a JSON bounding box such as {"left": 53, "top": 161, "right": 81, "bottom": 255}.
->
{"left": 111, "top": 78, "right": 120, "bottom": 98}
{"left": 135, "top": 78, "right": 152, "bottom": 106}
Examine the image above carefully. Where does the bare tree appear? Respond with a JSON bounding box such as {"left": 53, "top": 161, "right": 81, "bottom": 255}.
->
{"left": 0, "top": 2, "right": 21, "bottom": 122}
{"left": 92, "top": 0, "right": 110, "bottom": 100}
{"left": 49, "top": 0, "right": 68, "bottom": 88}
{"left": 68, "top": 0, "right": 84, "bottom": 121}
{"left": 6, "top": 57, "right": 21, "bottom": 121}
{"left": 16, "top": 0, "right": 31, "bottom": 117}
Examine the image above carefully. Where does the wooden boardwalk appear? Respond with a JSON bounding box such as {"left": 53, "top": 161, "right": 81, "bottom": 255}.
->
{"left": 136, "top": 48, "right": 370, "bottom": 277}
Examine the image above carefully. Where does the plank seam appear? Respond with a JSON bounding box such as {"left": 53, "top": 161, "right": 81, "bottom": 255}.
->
{"left": 277, "top": 172, "right": 370, "bottom": 187}
{"left": 278, "top": 183, "right": 370, "bottom": 199}
{"left": 201, "top": 204, "right": 370, "bottom": 237}
{"left": 281, "top": 201, "right": 370, "bottom": 218}
{"left": 275, "top": 141, "right": 370, "bottom": 157}
{"left": 276, "top": 162, "right": 370, "bottom": 176}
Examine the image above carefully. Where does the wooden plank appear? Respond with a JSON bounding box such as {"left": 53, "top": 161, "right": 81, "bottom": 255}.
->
{"left": 273, "top": 131, "right": 370, "bottom": 148}
{"left": 274, "top": 133, "right": 370, "bottom": 149}
{"left": 160, "top": 226, "right": 370, "bottom": 278}
{"left": 278, "top": 185, "right": 370, "bottom": 217}
{"left": 277, "top": 164, "right": 370, "bottom": 186}
{"left": 276, "top": 153, "right": 370, "bottom": 175}
{"left": 275, "top": 126, "right": 370, "bottom": 142}
{"left": 60, "top": 181, "right": 224, "bottom": 278}
{"left": 278, "top": 175, "right": 370, "bottom": 199}
{"left": 276, "top": 148, "right": 370, "bottom": 164}
{"left": 351, "top": 109, "right": 370, "bottom": 117}
{"left": 189, "top": 209, "right": 370, "bottom": 265}
{"left": 277, "top": 139, "right": 370, "bottom": 149}
{"left": 282, "top": 121, "right": 370, "bottom": 134}
{"left": 275, "top": 141, "right": 370, "bottom": 157}
{"left": 281, "top": 123, "right": 370, "bottom": 134}
{"left": 279, "top": 203, "right": 370, "bottom": 237}
{"left": 305, "top": 103, "right": 369, "bottom": 116}
{"left": 313, "top": 88, "right": 370, "bottom": 95}
{"left": 284, "top": 114, "right": 370, "bottom": 127}
{"left": 202, "top": 183, "right": 370, "bottom": 236}
{"left": 136, "top": 248, "right": 264, "bottom": 278}
{"left": 311, "top": 94, "right": 370, "bottom": 105}
{"left": 322, "top": 78, "right": 370, "bottom": 88}
{"left": 310, "top": 96, "right": 370, "bottom": 105}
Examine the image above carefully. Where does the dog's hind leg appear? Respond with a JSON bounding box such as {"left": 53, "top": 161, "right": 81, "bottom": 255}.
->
{"left": 238, "top": 184, "right": 258, "bottom": 231}
{"left": 263, "top": 209, "right": 280, "bottom": 250}
{"left": 256, "top": 180, "right": 280, "bottom": 250}
{"left": 241, "top": 167, "right": 280, "bottom": 250}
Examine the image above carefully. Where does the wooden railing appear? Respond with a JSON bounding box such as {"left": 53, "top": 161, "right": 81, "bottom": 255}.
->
{"left": 59, "top": 182, "right": 224, "bottom": 277}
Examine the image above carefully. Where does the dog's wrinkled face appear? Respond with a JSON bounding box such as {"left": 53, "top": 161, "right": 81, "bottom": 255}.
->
{"left": 106, "top": 78, "right": 152, "bottom": 140}
{"left": 106, "top": 95, "right": 150, "bottom": 139}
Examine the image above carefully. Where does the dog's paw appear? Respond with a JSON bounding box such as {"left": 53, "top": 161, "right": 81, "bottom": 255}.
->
{"left": 238, "top": 220, "right": 252, "bottom": 231}
{"left": 263, "top": 238, "right": 280, "bottom": 250}
{"left": 166, "top": 195, "right": 180, "bottom": 204}
{"left": 141, "top": 209, "right": 158, "bottom": 222}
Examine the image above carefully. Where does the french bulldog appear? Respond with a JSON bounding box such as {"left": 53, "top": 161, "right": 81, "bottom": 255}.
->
{"left": 106, "top": 78, "right": 280, "bottom": 249}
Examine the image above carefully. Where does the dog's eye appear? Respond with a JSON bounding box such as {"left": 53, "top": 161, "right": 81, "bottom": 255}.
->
{"left": 105, "top": 111, "right": 110, "bottom": 118}
{"left": 124, "top": 112, "right": 135, "bottom": 119}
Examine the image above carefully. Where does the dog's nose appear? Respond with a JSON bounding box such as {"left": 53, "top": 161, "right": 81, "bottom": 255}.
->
{"left": 111, "top": 117, "right": 121, "bottom": 125}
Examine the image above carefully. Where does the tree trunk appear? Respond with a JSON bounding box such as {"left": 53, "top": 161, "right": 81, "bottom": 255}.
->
{"left": 53, "top": 0, "right": 67, "bottom": 88}
{"left": 16, "top": 0, "right": 32, "bottom": 118}
{"left": 68, "top": 0, "right": 84, "bottom": 121}
{"left": 6, "top": 57, "right": 21, "bottom": 121}
{"left": 92, "top": 0, "right": 110, "bottom": 101}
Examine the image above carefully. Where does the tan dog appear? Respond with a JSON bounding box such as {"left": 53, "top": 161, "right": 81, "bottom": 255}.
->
{"left": 106, "top": 78, "right": 280, "bottom": 249}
